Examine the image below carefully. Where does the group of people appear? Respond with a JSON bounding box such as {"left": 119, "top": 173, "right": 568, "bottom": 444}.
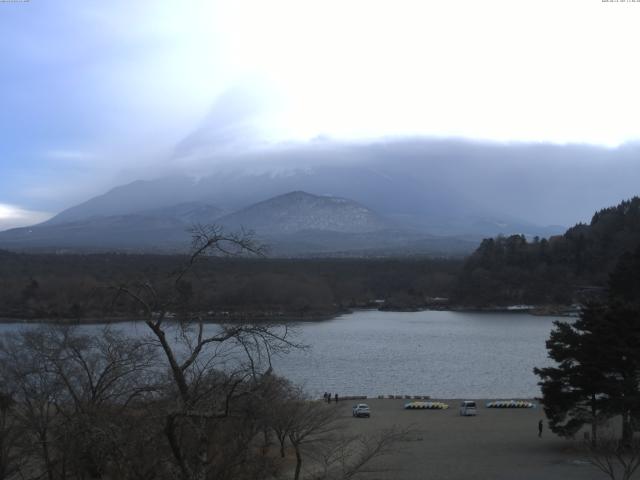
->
{"left": 323, "top": 392, "right": 339, "bottom": 403}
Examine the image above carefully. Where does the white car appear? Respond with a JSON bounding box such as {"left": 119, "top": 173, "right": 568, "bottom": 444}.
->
{"left": 459, "top": 400, "right": 477, "bottom": 416}
{"left": 352, "top": 403, "right": 371, "bottom": 418}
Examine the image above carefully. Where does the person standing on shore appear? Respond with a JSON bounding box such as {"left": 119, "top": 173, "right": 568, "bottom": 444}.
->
{"left": 538, "top": 419, "right": 543, "bottom": 438}
{"left": 335, "top": 393, "right": 338, "bottom": 403}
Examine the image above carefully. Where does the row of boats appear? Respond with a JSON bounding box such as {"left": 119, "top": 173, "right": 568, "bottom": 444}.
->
{"left": 404, "top": 400, "right": 536, "bottom": 410}
{"left": 404, "top": 401, "right": 449, "bottom": 409}
{"left": 486, "top": 400, "right": 536, "bottom": 408}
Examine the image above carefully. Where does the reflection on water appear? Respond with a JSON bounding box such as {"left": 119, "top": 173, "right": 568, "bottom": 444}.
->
{"left": 0, "top": 310, "right": 560, "bottom": 398}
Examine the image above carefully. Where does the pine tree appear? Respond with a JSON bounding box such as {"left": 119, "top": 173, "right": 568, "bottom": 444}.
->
{"left": 535, "top": 245, "right": 640, "bottom": 443}
{"left": 534, "top": 303, "right": 609, "bottom": 443}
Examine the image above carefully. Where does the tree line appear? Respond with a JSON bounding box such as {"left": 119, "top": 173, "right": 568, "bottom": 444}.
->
{"left": 0, "top": 249, "right": 460, "bottom": 322}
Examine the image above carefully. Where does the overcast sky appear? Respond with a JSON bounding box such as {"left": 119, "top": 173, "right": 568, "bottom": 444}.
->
{"left": 1, "top": 0, "right": 640, "bottom": 229}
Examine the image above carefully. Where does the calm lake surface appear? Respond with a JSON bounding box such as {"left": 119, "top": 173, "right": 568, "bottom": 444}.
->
{"left": 0, "top": 310, "right": 561, "bottom": 398}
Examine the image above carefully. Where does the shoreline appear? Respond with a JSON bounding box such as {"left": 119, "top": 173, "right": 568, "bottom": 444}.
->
{"left": 0, "top": 303, "right": 579, "bottom": 325}
{"left": 325, "top": 395, "right": 542, "bottom": 402}
{"left": 2, "top": 310, "right": 331, "bottom": 325}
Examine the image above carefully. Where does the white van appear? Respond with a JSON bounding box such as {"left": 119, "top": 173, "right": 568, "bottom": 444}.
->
{"left": 459, "top": 400, "right": 477, "bottom": 416}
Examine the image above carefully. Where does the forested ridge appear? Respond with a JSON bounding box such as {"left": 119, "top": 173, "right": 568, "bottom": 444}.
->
{"left": 0, "top": 252, "right": 460, "bottom": 321}
{"left": 455, "top": 197, "right": 640, "bottom": 306}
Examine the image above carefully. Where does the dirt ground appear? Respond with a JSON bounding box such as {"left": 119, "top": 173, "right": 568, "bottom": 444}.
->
{"left": 330, "top": 398, "right": 604, "bottom": 480}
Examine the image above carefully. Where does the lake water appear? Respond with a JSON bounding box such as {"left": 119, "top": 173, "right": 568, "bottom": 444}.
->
{"left": 0, "top": 310, "right": 562, "bottom": 399}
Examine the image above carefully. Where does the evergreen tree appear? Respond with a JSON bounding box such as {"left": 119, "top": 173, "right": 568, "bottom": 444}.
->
{"left": 534, "top": 303, "right": 609, "bottom": 443}
{"left": 602, "top": 246, "right": 640, "bottom": 442}
{"left": 535, "top": 246, "right": 640, "bottom": 443}
{"left": 597, "top": 301, "right": 640, "bottom": 443}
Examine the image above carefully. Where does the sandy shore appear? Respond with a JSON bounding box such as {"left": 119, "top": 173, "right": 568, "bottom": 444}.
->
{"left": 331, "top": 398, "right": 602, "bottom": 480}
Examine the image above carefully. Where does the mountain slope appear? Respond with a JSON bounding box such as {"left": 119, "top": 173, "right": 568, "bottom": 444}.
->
{"left": 44, "top": 177, "right": 198, "bottom": 225}
{"left": 137, "top": 202, "right": 225, "bottom": 225}
{"left": 216, "top": 191, "right": 390, "bottom": 235}
{"left": 0, "top": 191, "right": 478, "bottom": 256}
{"left": 0, "top": 215, "right": 191, "bottom": 251}
{"left": 0, "top": 201, "right": 225, "bottom": 251}
{"left": 32, "top": 138, "right": 587, "bottom": 239}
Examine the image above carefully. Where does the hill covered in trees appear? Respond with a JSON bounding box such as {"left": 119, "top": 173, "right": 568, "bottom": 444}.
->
{"left": 454, "top": 197, "right": 640, "bottom": 306}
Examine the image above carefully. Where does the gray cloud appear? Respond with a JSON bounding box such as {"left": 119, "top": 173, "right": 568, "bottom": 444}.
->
{"left": 2, "top": 1, "right": 639, "bottom": 230}
{"left": 45, "top": 133, "right": 640, "bottom": 230}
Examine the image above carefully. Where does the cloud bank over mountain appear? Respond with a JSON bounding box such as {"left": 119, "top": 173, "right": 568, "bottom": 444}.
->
{"left": 2, "top": 1, "right": 639, "bottom": 229}
{"left": 132, "top": 136, "right": 640, "bottom": 228}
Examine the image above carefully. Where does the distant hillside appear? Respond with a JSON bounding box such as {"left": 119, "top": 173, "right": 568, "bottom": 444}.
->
{"left": 0, "top": 214, "right": 191, "bottom": 251}
{"left": 138, "top": 202, "right": 224, "bottom": 225}
{"left": 43, "top": 177, "right": 199, "bottom": 225}
{"left": 216, "top": 191, "right": 390, "bottom": 235}
{"left": 0, "top": 201, "right": 224, "bottom": 252}
{"left": 256, "top": 228, "right": 476, "bottom": 258}
{"left": 454, "top": 197, "right": 640, "bottom": 305}
{"left": 0, "top": 191, "right": 477, "bottom": 256}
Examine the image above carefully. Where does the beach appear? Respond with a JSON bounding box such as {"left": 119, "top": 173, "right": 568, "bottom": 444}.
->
{"left": 334, "top": 398, "right": 602, "bottom": 480}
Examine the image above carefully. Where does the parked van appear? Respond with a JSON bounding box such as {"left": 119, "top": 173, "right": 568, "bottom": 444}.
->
{"left": 459, "top": 400, "right": 477, "bottom": 416}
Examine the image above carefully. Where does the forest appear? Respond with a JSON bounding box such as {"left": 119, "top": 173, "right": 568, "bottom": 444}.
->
{"left": 0, "top": 250, "right": 460, "bottom": 322}
{"left": 454, "top": 197, "right": 640, "bottom": 306}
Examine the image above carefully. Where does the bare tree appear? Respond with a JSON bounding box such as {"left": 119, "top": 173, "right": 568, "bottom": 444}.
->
{"left": 310, "top": 427, "right": 410, "bottom": 480}
{"left": 0, "top": 325, "right": 161, "bottom": 480}
{"left": 0, "top": 330, "right": 64, "bottom": 480}
{"left": 585, "top": 431, "right": 640, "bottom": 480}
{"left": 114, "top": 225, "right": 301, "bottom": 480}
{"left": 262, "top": 377, "right": 302, "bottom": 459}
{"left": 0, "top": 392, "right": 24, "bottom": 480}
{"left": 286, "top": 401, "right": 341, "bottom": 480}
{"left": 275, "top": 396, "right": 410, "bottom": 480}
